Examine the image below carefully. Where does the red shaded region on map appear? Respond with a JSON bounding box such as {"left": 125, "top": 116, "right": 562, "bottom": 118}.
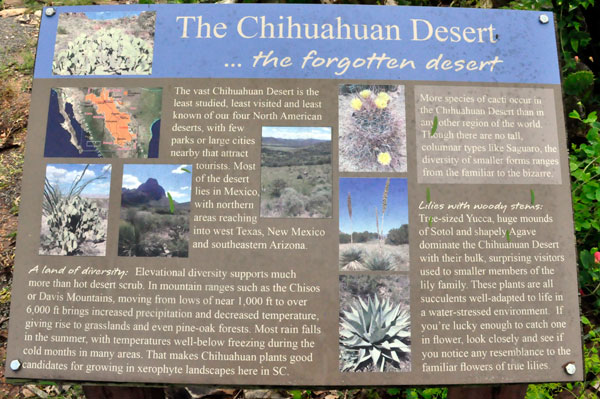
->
{"left": 85, "top": 88, "right": 134, "bottom": 146}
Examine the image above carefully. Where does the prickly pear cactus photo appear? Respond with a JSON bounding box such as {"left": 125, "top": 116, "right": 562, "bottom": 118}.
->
{"left": 338, "top": 85, "right": 407, "bottom": 173}
{"left": 39, "top": 164, "right": 111, "bottom": 256}
{"left": 52, "top": 11, "right": 156, "bottom": 75}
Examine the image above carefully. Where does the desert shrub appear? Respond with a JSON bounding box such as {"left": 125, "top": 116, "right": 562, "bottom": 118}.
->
{"left": 138, "top": 233, "right": 167, "bottom": 257}
{"left": 339, "top": 233, "right": 351, "bottom": 244}
{"left": 306, "top": 184, "right": 332, "bottom": 216}
{"left": 167, "top": 238, "right": 189, "bottom": 258}
{"left": 386, "top": 225, "right": 409, "bottom": 245}
{"left": 280, "top": 188, "right": 306, "bottom": 216}
{"left": 307, "top": 194, "right": 330, "bottom": 216}
{"left": 269, "top": 178, "right": 287, "bottom": 197}
{"left": 340, "top": 275, "right": 381, "bottom": 299}
{"left": 119, "top": 211, "right": 188, "bottom": 257}
{"left": 311, "top": 183, "right": 331, "bottom": 196}
{"left": 364, "top": 251, "right": 394, "bottom": 271}
{"left": 118, "top": 221, "right": 138, "bottom": 256}
{"left": 132, "top": 211, "right": 158, "bottom": 234}
{"left": 353, "top": 232, "right": 368, "bottom": 243}
{"left": 353, "top": 231, "right": 377, "bottom": 243}
{"left": 339, "top": 247, "right": 364, "bottom": 268}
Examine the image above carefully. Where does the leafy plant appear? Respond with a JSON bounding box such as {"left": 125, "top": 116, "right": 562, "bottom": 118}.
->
{"left": 579, "top": 249, "right": 600, "bottom": 306}
{"left": 527, "top": 316, "right": 600, "bottom": 398}
{"left": 53, "top": 28, "right": 153, "bottom": 75}
{"left": 0, "top": 286, "right": 11, "bottom": 304}
{"left": 564, "top": 70, "right": 595, "bottom": 98}
{"left": 405, "top": 388, "right": 448, "bottom": 399}
{"left": 340, "top": 247, "right": 364, "bottom": 268}
{"left": 508, "top": 0, "right": 595, "bottom": 73}
{"left": 363, "top": 251, "right": 394, "bottom": 271}
{"left": 569, "top": 111, "right": 600, "bottom": 305}
{"left": 340, "top": 295, "right": 410, "bottom": 372}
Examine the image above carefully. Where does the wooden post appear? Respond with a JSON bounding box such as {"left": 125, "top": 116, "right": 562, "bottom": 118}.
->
{"left": 447, "top": 384, "right": 528, "bottom": 399}
{"left": 83, "top": 386, "right": 166, "bottom": 399}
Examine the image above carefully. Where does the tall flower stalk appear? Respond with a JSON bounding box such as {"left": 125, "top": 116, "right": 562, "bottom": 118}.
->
{"left": 348, "top": 192, "right": 353, "bottom": 244}
{"left": 377, "top": 178, "right": 390, "bottom": 248}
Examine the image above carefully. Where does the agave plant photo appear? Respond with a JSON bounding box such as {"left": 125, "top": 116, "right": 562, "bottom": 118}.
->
{"left": 339, "top": 295, "right": 411, "bottom": 372}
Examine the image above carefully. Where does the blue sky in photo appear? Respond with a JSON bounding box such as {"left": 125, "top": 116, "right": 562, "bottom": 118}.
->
{"left": 122, "top": 164, "right": 192, "bottom": 202}
{"left": 339, "top": 178, "right": 408, "bottom": 234}
{"left": 262, "top": 126, "right": 331, "bottom": 141}
{"left": 45, "top": 164, "right": 111, "bottom": 197}
{"left": 81, "top": 11, "right": 144, "bottom": 20}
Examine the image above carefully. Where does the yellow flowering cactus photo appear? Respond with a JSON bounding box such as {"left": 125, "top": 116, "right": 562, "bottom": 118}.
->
{"left": 338, "top": 85, "right": 406, "bottom": 172}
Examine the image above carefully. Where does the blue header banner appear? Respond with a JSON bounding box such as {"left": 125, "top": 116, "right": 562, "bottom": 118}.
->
{"left": 36, "top": 4, "right": 559, "bottom": 84}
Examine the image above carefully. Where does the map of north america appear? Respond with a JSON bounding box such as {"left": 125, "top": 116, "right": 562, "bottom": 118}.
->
{"left": 45, "top": 87, "right": 162, "bottom": 158}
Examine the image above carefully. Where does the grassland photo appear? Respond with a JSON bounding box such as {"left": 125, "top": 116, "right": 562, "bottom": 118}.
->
{"left": 119, "top": 164, "right": 191, "bottom": 257}
{"left": 339, "top": 275, "right": 411, "bottom": 373}
{"left": 339, "top": 85, "right": 406, "bottom": 173}
{"left": 339, "top": 178, "right": 409, "bottom": 271}
{"left": 260, "top": 126, "right": 332, "bottom": 218}
{"left": 53, "top": 11, "right": 156, "bottom": 76}
{"left": 40, "top": 164, "right": 111, "bottom": 256}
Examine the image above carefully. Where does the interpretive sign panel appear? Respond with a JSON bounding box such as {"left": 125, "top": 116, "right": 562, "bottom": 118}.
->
{"left": 6, "top": 4, "right": 583, "bottom": 386}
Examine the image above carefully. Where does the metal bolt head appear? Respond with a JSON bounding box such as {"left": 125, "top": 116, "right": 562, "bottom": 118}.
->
{"left": 9, "top": 359, "right": 21, "bottom": 371}
{"left": 539, "top": 14, "right": 549, "bottom": 24}
{"left": 564, "top": 362, "right": 576, "bottom": 375}
{"left": 45, "top": 7, "right": 56, "bottom": 17}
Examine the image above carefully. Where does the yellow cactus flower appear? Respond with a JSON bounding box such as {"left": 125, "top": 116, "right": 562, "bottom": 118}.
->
{"left": 377, "top": 152, "right": 392, "bottom": 166}
{"left": 351, "top": 98, "right": 362, "bottom": 111}
{"left": 377, "top": 92, "right": 390, "bottom": 102}
{"left": 375, "top": 96, "right": 388, "bottom": 109}
{"left": 360, "top": 89, "right": 371, "bottom": 99}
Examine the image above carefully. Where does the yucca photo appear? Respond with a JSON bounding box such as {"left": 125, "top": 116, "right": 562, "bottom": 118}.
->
{"left": 339, "top": 178, "right": 410, "bottom": 272}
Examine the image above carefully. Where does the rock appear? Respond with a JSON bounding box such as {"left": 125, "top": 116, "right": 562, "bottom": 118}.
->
{"left": 245, "top": 390, "right": 288, "bottom": 399}
{"left": 2, "top": 0, "right": 26, "bottom": 7}
{"left": 24, "top": 385, "right": 48, "bottom": 398}
{"left": 15, "top": 13, "right": 31, "bottom": 23}
{"left": 0, "top": 8, "right": 27, "bottom": 18}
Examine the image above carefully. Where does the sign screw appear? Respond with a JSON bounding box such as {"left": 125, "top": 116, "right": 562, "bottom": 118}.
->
{"left": 9, "top": 359, "right": 22, "bottom": 371}
{"left": 539, "top": 14, "right": 549, "bottom": 24}
{"left": 564, "top": 362, "right": 576, "bottom": 375}
{"left": 45, "top": 7, "right": 56, "bottom": 17}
